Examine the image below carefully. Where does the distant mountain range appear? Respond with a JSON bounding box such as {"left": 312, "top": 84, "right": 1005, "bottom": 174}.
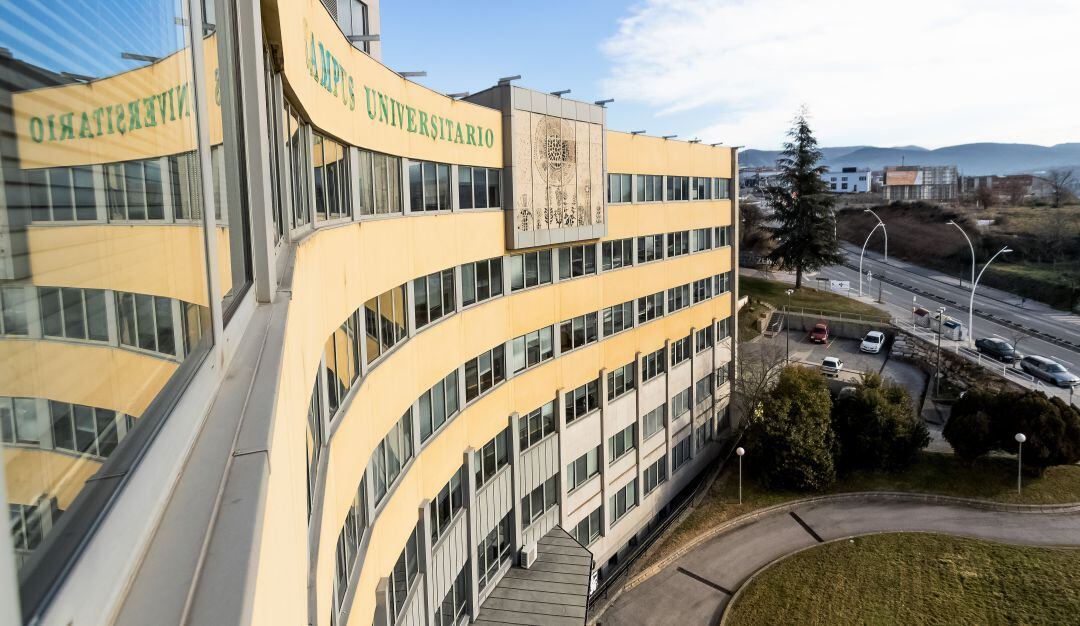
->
{"left": 739, "top": 143, "right": 1080, "bottom": 176}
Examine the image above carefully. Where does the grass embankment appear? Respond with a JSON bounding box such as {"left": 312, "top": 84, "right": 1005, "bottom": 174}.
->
{"left": 739, "top": 276, "right": 890, "bottom": 342}
{"left": 728, "top": 533, "right": 1080, "bottom": 625}
{"left": 634, "top": 453, "right": 1080, "bottom": 575}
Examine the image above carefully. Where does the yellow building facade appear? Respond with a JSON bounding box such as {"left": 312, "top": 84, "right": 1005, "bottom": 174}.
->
{"left": 0, "top": 0, "right": 738, "bottom": 624}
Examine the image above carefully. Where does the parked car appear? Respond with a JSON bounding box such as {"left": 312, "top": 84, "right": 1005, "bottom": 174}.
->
{"left": 809, "top": 323, "right": 829, "bottom": 344}
{"left": 821, "top": 356, "right": 843, "bottom": 377}
{"left": 974, "top": 337, "right": 1017, "bottom": 364}
{"left": 1019, "top": 355, "right": 1080, "bottom": 388}
{"left": 860, "top": 331, "right": 886, "bottom": 354}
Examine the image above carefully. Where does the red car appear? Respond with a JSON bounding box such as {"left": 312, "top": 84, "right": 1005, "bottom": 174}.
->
{"left": 809, "top": 323, "right": 829, "bottom": 344}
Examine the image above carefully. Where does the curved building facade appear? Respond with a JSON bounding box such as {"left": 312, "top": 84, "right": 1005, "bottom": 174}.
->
{"left": 0, "top": 1, "right": 739, "bottom": 624}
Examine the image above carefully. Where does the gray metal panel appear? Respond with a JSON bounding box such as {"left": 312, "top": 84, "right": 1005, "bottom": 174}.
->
{"left": 430, "top": 515, "right": 469, "bottom": 607}
{"left": 475, "top": 467, "right": 513, "bottom": 539}
{"left": 519, "top": 435, "right": 558, "bottom": 495}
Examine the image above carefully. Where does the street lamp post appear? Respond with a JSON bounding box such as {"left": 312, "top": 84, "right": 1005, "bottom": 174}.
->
{"left": 859, "top": 222, "right": 883, "bottom": 298}
{"left": 1015, "top": 433, "right": 1026, "bottom": 495}
{"left": 785, "top": 289, "right": 793, "bottom": 362}
{"left": 736, "top": 447, "right": 745, "bottom": 505}
{"left": 864, "top": 208, "right": 888, "bottom": 262}
{"left": 935, "top": 307, "right": 945, "bottom": 395}
{"left": 968, "top": 246, "right": 1013, "bottom": 345}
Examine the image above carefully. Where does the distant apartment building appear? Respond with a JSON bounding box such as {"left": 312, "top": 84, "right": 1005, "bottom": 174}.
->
{"left": 821, "top": 167, "right": 871, "bottom": 193}
{"left": 738, "top": 167, "right": 782, "bottom": 196}
{"left": 883, "top": 165, "right": 959, "bottom": 202}
{"left": 961, "top": 174, "right": 1054, "bottom": 204}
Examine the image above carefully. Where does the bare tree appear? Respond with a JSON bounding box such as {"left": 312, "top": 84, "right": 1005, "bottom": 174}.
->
{"left": 726, "top": 343, "right": 788, "bottom": 430}
{"left": 1035, "top": 207, "right": 1080, "bottom": 268}
{"left": 1042, "top": 169, "right": 1077, "bottom": 208}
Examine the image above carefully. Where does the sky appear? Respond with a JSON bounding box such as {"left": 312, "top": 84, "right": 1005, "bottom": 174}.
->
{"left": 382, "top": 0, "right": 1080, "bottom": 150}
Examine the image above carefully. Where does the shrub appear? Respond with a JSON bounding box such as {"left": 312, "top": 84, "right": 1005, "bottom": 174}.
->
{"left": 832, "top": 373, "right": 930, "bottom": 472}
{"left": 942, "top": 390, "right": 998, "bottom": 461}
{"left": 748, "top": 365, "right": 836, "bottom": 491}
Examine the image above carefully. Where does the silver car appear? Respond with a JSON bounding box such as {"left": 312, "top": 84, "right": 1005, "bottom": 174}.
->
{"left": 1020, "top": 355, "right": 1080, "bottom": 388}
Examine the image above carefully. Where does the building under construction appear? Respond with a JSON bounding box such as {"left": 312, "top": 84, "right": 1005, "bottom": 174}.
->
{"left": 883, "top": 165, "right": 959, "bottom": 202}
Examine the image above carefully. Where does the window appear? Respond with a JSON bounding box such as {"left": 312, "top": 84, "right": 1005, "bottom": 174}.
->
{"left": 671, "top": 334, "right": 692, "bottom": 366}
{"left": 337, "top": 0, "right": 371, "bottom": 53}
{"left": 636, "top": 234, "right": 663, "bottom": 264}
{"left": 369, "top": 411, "right": 414, "bottom": 506}
{"left": 566, "top": 447, "right": 600, "bottom": 492}
{"left": 413, "top": 268, "right": 455, "bottom": 329}
{"left": 459, "top": 166, "right": 501, "bottom": 209}
{"left": 672, "top": 436, "right": 692, "bottom": 472}
{"left": 115, "top": 291, "right": 186, "bottom": 358}
{"left": 558, "top": 244, "right": 596, "bottom": 280}
{"left": 408, "top": 159, "right": 452, "bottom": 211}
{"left": 477, "top": 513, "right": 513, "bottom": 590}
{"left": 388, "top": 524, "right": 421, "bottom": 622}
{"left": 609, "top": 478, "right": 638, "bottom": 524}
{"left": 519, "top": 400, "right": 557, "bottom": 451}
{"left": 324, "top": 310, "right": 361, "bottom": 417}
{"left": 572, "top": 506, "right": 603, "bottom": 546}
{"left": 716, "top": 225, "right": 733, "bottom": 247}
{"left": 418, "top": 370, "right": 460, "bottom": 442}
{"left": 285, "top": 104, "right": 312, "bottom": 228}
{"left": 332, "top": 483, "right": 369, "bottom": 616}
{"left": 642, "top": 403, "right": 666, "bottom": 439}
{"left": 10, "top": 500, "right": 60, "bottom": 564}
{"left": 0, "top": 287, "right": 28, "bottom": 336}
{"left": 474, "top": 428, "right": 511, "bottom": 489}
{"left": 39, "top": 287, "right": 108, "bottom": 343}
{"left": 714, "top": 271, "right": 732, "bottom": 295}
{"left": 608, "top": 423, "right": 636, "bottom": 463}
{"left": 559, "top": 312, "right": 598, "bottom": 353}
{"left": 306, "top": 382, "right": 324, "bottom": 518}
{"left": 104, "top": 159, "right": 166, "bottom": 221}
{"left": 464, "top": 345, "right": 506, "bottom": 402}
{"left": 672, "top": 387, "right": 691, "bottom": 418}
{"left": 666, "top": 231, "right": 689, "bottom": 257}
{"left": 692, "top": 176, "right": 711, "bottom": 201}
{"left": 715, "top": 177, "right": 732, "bottom": 199}
{"left": 312, "top": 132, "right": 352, "bottom": 221}
{"left": 665, "top": 175, "right": 689, "bottom": 201}
{"left": 602, "top": 301, "right": 634, "bottom": 336}
{"left": 564, "top": 379, "right": 599, "bottom": 424}
{"left": 27, "top": 166, "right": 98, "bottom": 222}
{"left": 697, "top": 420, "right": 714, "bottom": 451}
{"left": 363, "top": 285, "right": 407, "bottom": 364}
{"left": 461, "top": 257, "right": 503, "bottom": 306}
{"left": 716, "top": 361, "right": 732, "bottom": 384}
{"left": 695, "top": 372, "right": 715, "bottom": 402}
{"left": 637, "top": 292, "right": 664, "bottom": 324}
{"left": 430, "top": 467, "right": 465, "bottom": 545}
{"left": 692, "top": 228, "right": 713, "bottom": 252}
{"left": 637, "top": 174, "right": 663, "bottom": 202}
{"left": 44, "top": 400, "right": 125, "bottom": 458}
{"left": 607, "top": 362, "right": 636, "bottom": 401}
{"left": 357, "top": 149, "right": 403, "bottom": 215}
{"left": 510, "top": 326, "right": 554, "bottom": 374}
{"left": 607, "top": 173, "right": 632, "bottom": 203}
{"left": 0, "top": 397, "right": 41, "bottom": 445}
{"left": 641, "top": 347, "right": 666, "bottom": 382}
{"left": 602, "top": 238, "right": 634, "bottom": 271}
{"left": 667, "top": 284, "right": 690, "bottom": 313}
{"left": 509, "top": 249, "right": 552, "bottom": 291}
{"left": 692, "top": 277, "right": 713, "bottom": 303}
{"left": 717, "top": 318, "right": 731, "bottom": 340}
{"left": 643, "top": 455, "right": 668, "bottom": 496}
{"left": 521, "top": 474, "right": 559, "bottom": 527}
{"left": 437, "top": 566, "right": 469, "bottom": 626}
{"left": 696, "top": 326, "right": 715, "bottom": 353}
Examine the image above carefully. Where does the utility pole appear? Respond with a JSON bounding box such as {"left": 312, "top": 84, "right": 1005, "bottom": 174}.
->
{"left": 935, "top": 307, "right": 945, "bottom": 395}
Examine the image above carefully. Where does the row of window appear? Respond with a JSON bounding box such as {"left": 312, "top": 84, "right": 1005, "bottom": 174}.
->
{"left": 0, "top": 396, "right": 134, "bottom": 459}
{"left": 332, "top": 479, "right": 369, "bottom": 614}
{"left": 388, "top": 523, "right": 421, "bottom": 622}
{"left": 643, "top": 454, "right": 668, "bottom": 496}
{"left": 609, "top": 478, "right": 639, "bottom": 525}
{"left": 519, "top": 400, "right": 557, "bottom": 452}
{"left": 521, "top": 475, "right": 560, "bottom": 528}
{"left": 430, "top": 467, "right": 465, "bottom": 545}
{"left": 474, "top": 427, "right": 511, "bottom": 490}
{"left": 476, "top": 513, "right": 513, "bottom": 591}
{"left": 609, "top": 423, "right": 637, "bottom": 463}
{"left": 567, "top": 447, "right": 601, "bottom": 492}
{"left": 607, "top": 362, "right": 636, "bottom": 401}
{"left": 607, "top": 173, "right": 732, "bottom": 204}
{"left": 0, "top": 285, "right": 205, "bottom": 361}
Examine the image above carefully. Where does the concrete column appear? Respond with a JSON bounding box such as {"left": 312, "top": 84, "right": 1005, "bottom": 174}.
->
{"left": 597, "top": 368, "right": 610, "bottom": 534}
{"left": 688, "top": 326, "right": 697, "bottom": 461}
{"left": 555, "top": 387, "right": 569, "bottom": 529}
{"left": 374, "top": 577, "right": 391, "bottom": 626}
{"left": 509, "top": 412, "right": 524, "bottom": 553}
{"left": 633, "top": 350, "right": 644, "bottom": 491}
{"left": 663, "top": 339, "right": 673, "bottom": 476}
{"left": 418, "top": 499, "right": 434, "bottom": 626}
{"left": 464, "top": 447, "right": 480, "bottom": 621}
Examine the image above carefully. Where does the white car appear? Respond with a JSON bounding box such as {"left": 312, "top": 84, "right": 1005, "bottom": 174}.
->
{"left": 821, "top": 356, "right": 844, "bottom": 377}
{"left": 860, "top": 331, "right": 886, "bottom": 354}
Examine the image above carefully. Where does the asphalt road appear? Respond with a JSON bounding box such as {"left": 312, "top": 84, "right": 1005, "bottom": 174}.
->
{"left": 599, "top": 498, "right": 1080, "bottom": 626}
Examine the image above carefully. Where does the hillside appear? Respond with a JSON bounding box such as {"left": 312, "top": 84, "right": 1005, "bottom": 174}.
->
{"left": 741, "top": 143, "right": 1080, "bottom": 176}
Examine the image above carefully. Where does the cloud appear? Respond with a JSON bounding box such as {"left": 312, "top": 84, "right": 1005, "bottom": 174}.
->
{"left": 600, "top": 0, "right": 1080, "bottom": 149}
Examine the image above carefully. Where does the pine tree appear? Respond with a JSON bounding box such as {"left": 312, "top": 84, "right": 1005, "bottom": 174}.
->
{"left": 764, "top": 110, "right": 843, "bottom": 288}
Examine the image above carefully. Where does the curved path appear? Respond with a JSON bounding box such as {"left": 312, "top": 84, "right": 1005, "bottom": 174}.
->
{"left": 598, "top": 496, "right": 1080, "bottom": 626}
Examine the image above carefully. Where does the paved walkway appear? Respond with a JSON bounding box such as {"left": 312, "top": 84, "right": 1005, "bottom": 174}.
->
{"left": 599, "top": 497, "right": 1080, "bottom": 625}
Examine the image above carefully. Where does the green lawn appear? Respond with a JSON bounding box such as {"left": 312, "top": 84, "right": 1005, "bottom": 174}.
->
{"left": 741, "top": 276, "right": 890, "bottom": 321}
{"left": 727, "top": 533, "right": 1080, "bottom": 625}
{"left": 633, "top": 453, "right": 1080, "bottom": 576}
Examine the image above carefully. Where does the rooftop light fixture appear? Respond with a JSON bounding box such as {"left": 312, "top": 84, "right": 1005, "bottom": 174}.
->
{"left": 399, "top": 71, "right": 427, "bottom": 78}
{"left": 120, "top": 52, "right": 161, "bottom": 64}
{"left": 631, "top": 130, "right": 647, "bottom": 135}
{"left": 594, "top": 98, "right": 614, "bottom": 107}
{"left": 689, "top": 138, "right": 701, "bottom": 143}
{"left": 662, "top": 134, "right": 677, "bottom": 140}
{"left": 498, "top": 75, "right": 521, "bottom": 85}
{"left": 551, "top": 89, "right": 571, "bottom": 97}
{"left": 61, "top": 72, "right": 96, "bottom": 83}
{"left": 348, "top": 34, "right": 381, "bottom": 42}
{"left": 448, "top": 92, "right": 470, "bottom": 99}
